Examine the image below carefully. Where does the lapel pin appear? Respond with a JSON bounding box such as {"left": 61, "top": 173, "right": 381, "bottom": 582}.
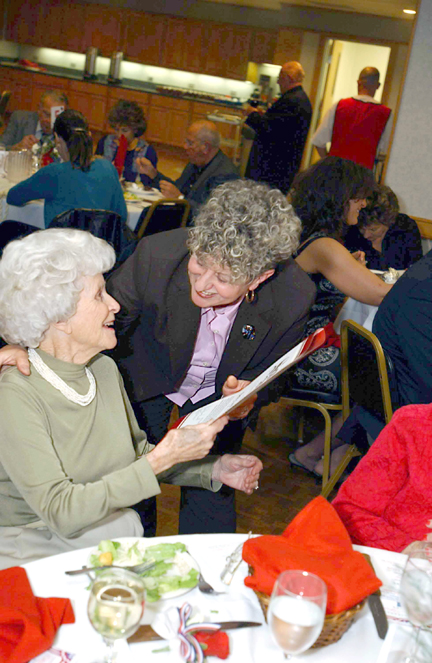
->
{"left": 242, "top": 324, "right": 256, "bottom": 340}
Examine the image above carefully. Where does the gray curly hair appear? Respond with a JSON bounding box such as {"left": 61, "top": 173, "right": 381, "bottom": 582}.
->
{"left": 0, "top": 228, "right": 115, "bottom": 348}
{"left": 187, "top": 179, "right": 302, "bottom": 282}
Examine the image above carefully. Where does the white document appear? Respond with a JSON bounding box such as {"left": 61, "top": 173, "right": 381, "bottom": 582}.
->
{"left": 178, "top": 327, "right": 326, "bottom": 427}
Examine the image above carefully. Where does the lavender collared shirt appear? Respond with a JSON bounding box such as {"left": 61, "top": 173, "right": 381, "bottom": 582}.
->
{"left": 166, "top": 298, "right": 243, "bottom": 406}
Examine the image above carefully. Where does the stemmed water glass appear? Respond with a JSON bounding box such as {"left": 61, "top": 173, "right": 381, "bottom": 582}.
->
{"left": 268, "top": 570, "right": 327, "bottom": 660}
{"left": 88, "top": 568, "right": 145, "bottom": 662}
{"left": 397, "top": 542, "right": 432, "bottom": 663}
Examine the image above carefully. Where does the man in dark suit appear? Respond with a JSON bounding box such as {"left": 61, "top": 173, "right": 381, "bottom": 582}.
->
{"left": 244, "top": 61, "right": 312, "bottom": 194}
{"left": 0, "top": 89, "right": 68, "bottom": 150}
{"left": 136, "top": 120, "right": 238, "bottom": 219}
{"left": 373, "top": 250, "right": 432, "bottom": 407}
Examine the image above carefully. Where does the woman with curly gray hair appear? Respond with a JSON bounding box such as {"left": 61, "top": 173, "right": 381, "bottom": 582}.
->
{"left": 96, "top": 99, "right": 157, "bottom": 186}
{"left": 0, "top": 227, "right": 263, "bottom": 568}
{"left": 103, "top": 178, "right": 316, "bottom": 536}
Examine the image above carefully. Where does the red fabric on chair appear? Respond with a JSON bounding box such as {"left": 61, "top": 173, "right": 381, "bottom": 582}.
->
{"left": 242, "top": 496, "right": 381, "bottom": 614}
{"left": 0, "top": 566, "right": 75, "bottom": 663}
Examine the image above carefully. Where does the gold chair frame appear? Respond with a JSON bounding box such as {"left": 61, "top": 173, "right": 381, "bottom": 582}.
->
{"left": 136, "top": 199, "right": 191, "bottom": 240}
{"left": 284, "top": 319, "right": 395, "bottom": 498}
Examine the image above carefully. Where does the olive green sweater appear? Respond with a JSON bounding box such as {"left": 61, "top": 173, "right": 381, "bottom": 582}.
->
{"left": 0, "top": 351, "right": 217, "bottom": 537}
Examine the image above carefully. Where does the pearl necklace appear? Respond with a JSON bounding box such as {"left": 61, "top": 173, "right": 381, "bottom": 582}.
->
{"left": 28, "top": 348, "right": 96, "bottom": 406}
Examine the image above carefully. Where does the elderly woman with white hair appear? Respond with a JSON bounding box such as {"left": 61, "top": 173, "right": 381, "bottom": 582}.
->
{"left": 0, "top": 228, "right": 262, "bottom": 569}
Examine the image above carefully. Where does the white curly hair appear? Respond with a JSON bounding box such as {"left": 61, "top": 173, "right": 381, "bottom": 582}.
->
{"left": 187, "top": 179, "right": 302, "bottom": 282}
{"left": 0, "top": 228, "right": 115, "bottom": 348}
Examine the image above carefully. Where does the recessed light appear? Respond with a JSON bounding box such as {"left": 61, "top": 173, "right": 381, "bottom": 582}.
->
{"left": 403, "top": 8, "right": 416, "bottom": 13}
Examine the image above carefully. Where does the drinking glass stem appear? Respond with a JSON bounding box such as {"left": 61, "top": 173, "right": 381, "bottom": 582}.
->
{"left": 103, "top": 637, "right": 117, "bottom": 663}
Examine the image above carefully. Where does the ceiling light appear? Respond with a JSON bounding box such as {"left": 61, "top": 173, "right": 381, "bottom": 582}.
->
{"left": 403, "top": 9, "right": 416, "bottom": 14}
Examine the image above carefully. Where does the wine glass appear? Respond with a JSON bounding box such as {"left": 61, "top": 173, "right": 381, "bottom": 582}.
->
{"left": 268, "top": 570, "right": 327, "bottom": 660}
{"left": 397, "top": 543, "right": 432, "bottom": 663}
{"left": 88, "top": 568, "right": 145, "bottom": 662}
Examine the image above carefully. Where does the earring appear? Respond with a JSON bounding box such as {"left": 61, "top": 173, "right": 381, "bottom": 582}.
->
{"left": 245, "top": 289, "right": 255, "bottom": 303}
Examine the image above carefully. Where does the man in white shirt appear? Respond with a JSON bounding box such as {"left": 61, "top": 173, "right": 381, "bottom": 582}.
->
{"left": 312, "top": 67, "right": 392, "bottom": 170}
{"left": 1, "top": 90, "right": 68, "bottom": 150}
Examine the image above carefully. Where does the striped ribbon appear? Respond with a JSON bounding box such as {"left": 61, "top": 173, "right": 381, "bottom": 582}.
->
{"left": 177, "top": 602, "right": 221, "bottom": 663}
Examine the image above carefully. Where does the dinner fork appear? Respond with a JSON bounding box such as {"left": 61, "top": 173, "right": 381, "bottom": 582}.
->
{"left": 65, "top": 561, "right": 156, "bottom": 576}
{"left": 198, "top": 572, "right": 226, "bottom": 595}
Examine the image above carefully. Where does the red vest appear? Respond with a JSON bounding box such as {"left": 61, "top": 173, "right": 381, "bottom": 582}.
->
{"left": 329, "top": 97, "right": 391, "bottom": 170}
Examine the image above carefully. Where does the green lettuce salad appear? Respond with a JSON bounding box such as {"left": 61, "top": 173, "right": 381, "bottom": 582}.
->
{"left": 90, "top": 540, "right": 199, "bottom": 602}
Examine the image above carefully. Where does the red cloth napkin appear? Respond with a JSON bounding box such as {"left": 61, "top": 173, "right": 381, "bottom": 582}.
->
{"left": 0, "top": 566, "right": 75, "bottom": 663}
{"left": 113, "top": 133, "right": 128, "bottom": 178}
{"left": 243, "top": 496, "right": 382, "bottom": 614}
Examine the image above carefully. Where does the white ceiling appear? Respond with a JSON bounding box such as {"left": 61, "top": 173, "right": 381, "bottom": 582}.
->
{"left": 207, "top": 0, "right": 418, "bottom": 20}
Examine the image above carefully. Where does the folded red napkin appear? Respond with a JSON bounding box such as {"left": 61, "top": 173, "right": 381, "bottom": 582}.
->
{"left": 243, "top": 496, "right": 382, "bottom": 614}
{"left": 0, "top": 566, "right": 75, "bottom": 663}
{"left": 114, "top": 133, "right": 128, "bottom": 178}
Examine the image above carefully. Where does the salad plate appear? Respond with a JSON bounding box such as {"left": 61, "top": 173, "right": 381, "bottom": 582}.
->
{"left": 88, "top": 538, "right": 200, "bottom": 602}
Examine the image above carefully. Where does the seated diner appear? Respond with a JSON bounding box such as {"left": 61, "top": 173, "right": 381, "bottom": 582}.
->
{"left": 344, "top": 184, "right": 423, "bottom": 271}
{"left": 287, "top": 157, "right": 393, "bottom": 477}
{"left": 6, "top": 109, "right": 127, "bottom": 228}
{"left": 95, "top": 99, "right": 158, "bottom": 187}
{"left": 0, "top": 228, "right": 262, "bottom": 569}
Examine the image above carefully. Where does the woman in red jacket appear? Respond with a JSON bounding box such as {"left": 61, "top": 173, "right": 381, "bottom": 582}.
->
{"left": 332, "top": 404, "right": 432, "bottom": 553}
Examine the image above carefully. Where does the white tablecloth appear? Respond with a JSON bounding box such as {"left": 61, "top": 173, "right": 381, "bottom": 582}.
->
{"left": 0, "top": 177, "right": 159, "bottom": 232}
{"left": 21, "top": 534, "right": 412, "bottom": 663}
{"left": 334, "top": 298, "right": 378, "bottom": 333}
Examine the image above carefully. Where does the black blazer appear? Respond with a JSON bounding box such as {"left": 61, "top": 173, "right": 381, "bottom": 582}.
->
{"left": 245, "top": 86, "right": 312, "bottom": 194}
{"left": 108, "top": 228, "right": 316, "bottom": 404}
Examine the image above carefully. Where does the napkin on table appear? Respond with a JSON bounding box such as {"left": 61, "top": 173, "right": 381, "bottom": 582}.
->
{"left": 0, "top": 566, "right": 75, "bottom": 663}
{"left": 242, "top": 496, "right": 382, "bottom": 614}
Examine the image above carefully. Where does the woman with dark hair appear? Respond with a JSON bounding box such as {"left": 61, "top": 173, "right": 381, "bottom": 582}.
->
{"left": 344, "top": 184, "right": 423, "bottom": 270}
{"left": 6, "top": 109, "right": 127, "bottom": 227}
{"left": 288, "top": 157, "right": 393, "bottom": 476}
{"left": 96, "top": 100, "right": 157, "bottom": 186}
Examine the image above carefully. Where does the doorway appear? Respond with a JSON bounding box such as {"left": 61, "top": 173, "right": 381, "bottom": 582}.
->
{"left": 304, "top": 39, "right": 391, "bottom": 167}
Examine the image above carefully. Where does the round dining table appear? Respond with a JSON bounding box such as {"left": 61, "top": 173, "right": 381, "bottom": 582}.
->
{"left": 20, "top": 533, "right": 416, "bottom": 663}
{"left": 0, "top": 177, "right": 164, "bottom": 233}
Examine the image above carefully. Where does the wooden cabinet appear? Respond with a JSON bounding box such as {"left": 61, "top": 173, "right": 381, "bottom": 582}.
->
{"left": 273, "top": 29, "right": 303, "bottom": 66}
{"left": 123, "top": 12, "right": 166, "bottom": 66}
{"left": 205, "top": 23, "right": 252, "bottom": 81}
{"left": 250, "top": 30, "right": 277, "bottom": 64}
{"left": 6, "top": 0, "right": 45, "bottom": 46}
{"left": 162, "top": 18, "right": 206, "bottom": 73}
{"left": 147, "top": 95, "right": 190, "bottom": 147}
{"left": 68, "top": 80, "right": 108, "bottom": 131}
{"left": 7, "top": 70, "right": 34, "bottom": 112}
{"left": 82, "top": 4, "right": 123, "bottom": 57}
{"left": 40, "top": 1, "right": 85, "bottom": 53}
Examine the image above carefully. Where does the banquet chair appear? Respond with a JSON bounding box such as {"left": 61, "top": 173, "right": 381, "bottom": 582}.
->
{"left": 49, "top": 208, "right": 136, "bottom": 265}
{"left": 135, "top": 199, "right": 190, "bottom": 240}
{"left": 283, "top": 320, "right": 398, "bottom": 498}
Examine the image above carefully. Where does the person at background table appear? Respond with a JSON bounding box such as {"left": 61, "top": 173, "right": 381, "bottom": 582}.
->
{"left": 344, "top": 185, "right": 423, "bottom": 271}
{"left": 287, "top": 157, "right": 393, "bottom": 477}
{"left": 95, "top": 99, "right": 157, "bottom": 187}
{"left": 106, "top": 179, "right": 315, "bottom": 536}
{"left": 0, "top": 89, "right": 68, "bottom": 152}
{"left": 372, "top": 249, "right": 432, "bottom": 407}
{"left": 243, "top": 61, "right": 312, "bottom": 195}
{"left": 0, "top": 228, "right": 262, "bottom": 570}
{"left": 136, "top": 120, "right": 239, "bottom": 222}
{"left": 6, "top": 109, "right": 127, "bottom": 228}
{"left": 333, "top": 403, "right": 432, "bottom": 553}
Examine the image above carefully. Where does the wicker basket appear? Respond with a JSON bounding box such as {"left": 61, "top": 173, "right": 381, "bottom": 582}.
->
{"left": 254, "top": 588, "right": 365, "bottom": 648}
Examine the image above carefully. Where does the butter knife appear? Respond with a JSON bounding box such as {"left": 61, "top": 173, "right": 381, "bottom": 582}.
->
{"left": 128, "top": 621, "right": 262, "bottom": 643}
{"left": 363, "top": 553, "right": 388, "bottom": 640}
